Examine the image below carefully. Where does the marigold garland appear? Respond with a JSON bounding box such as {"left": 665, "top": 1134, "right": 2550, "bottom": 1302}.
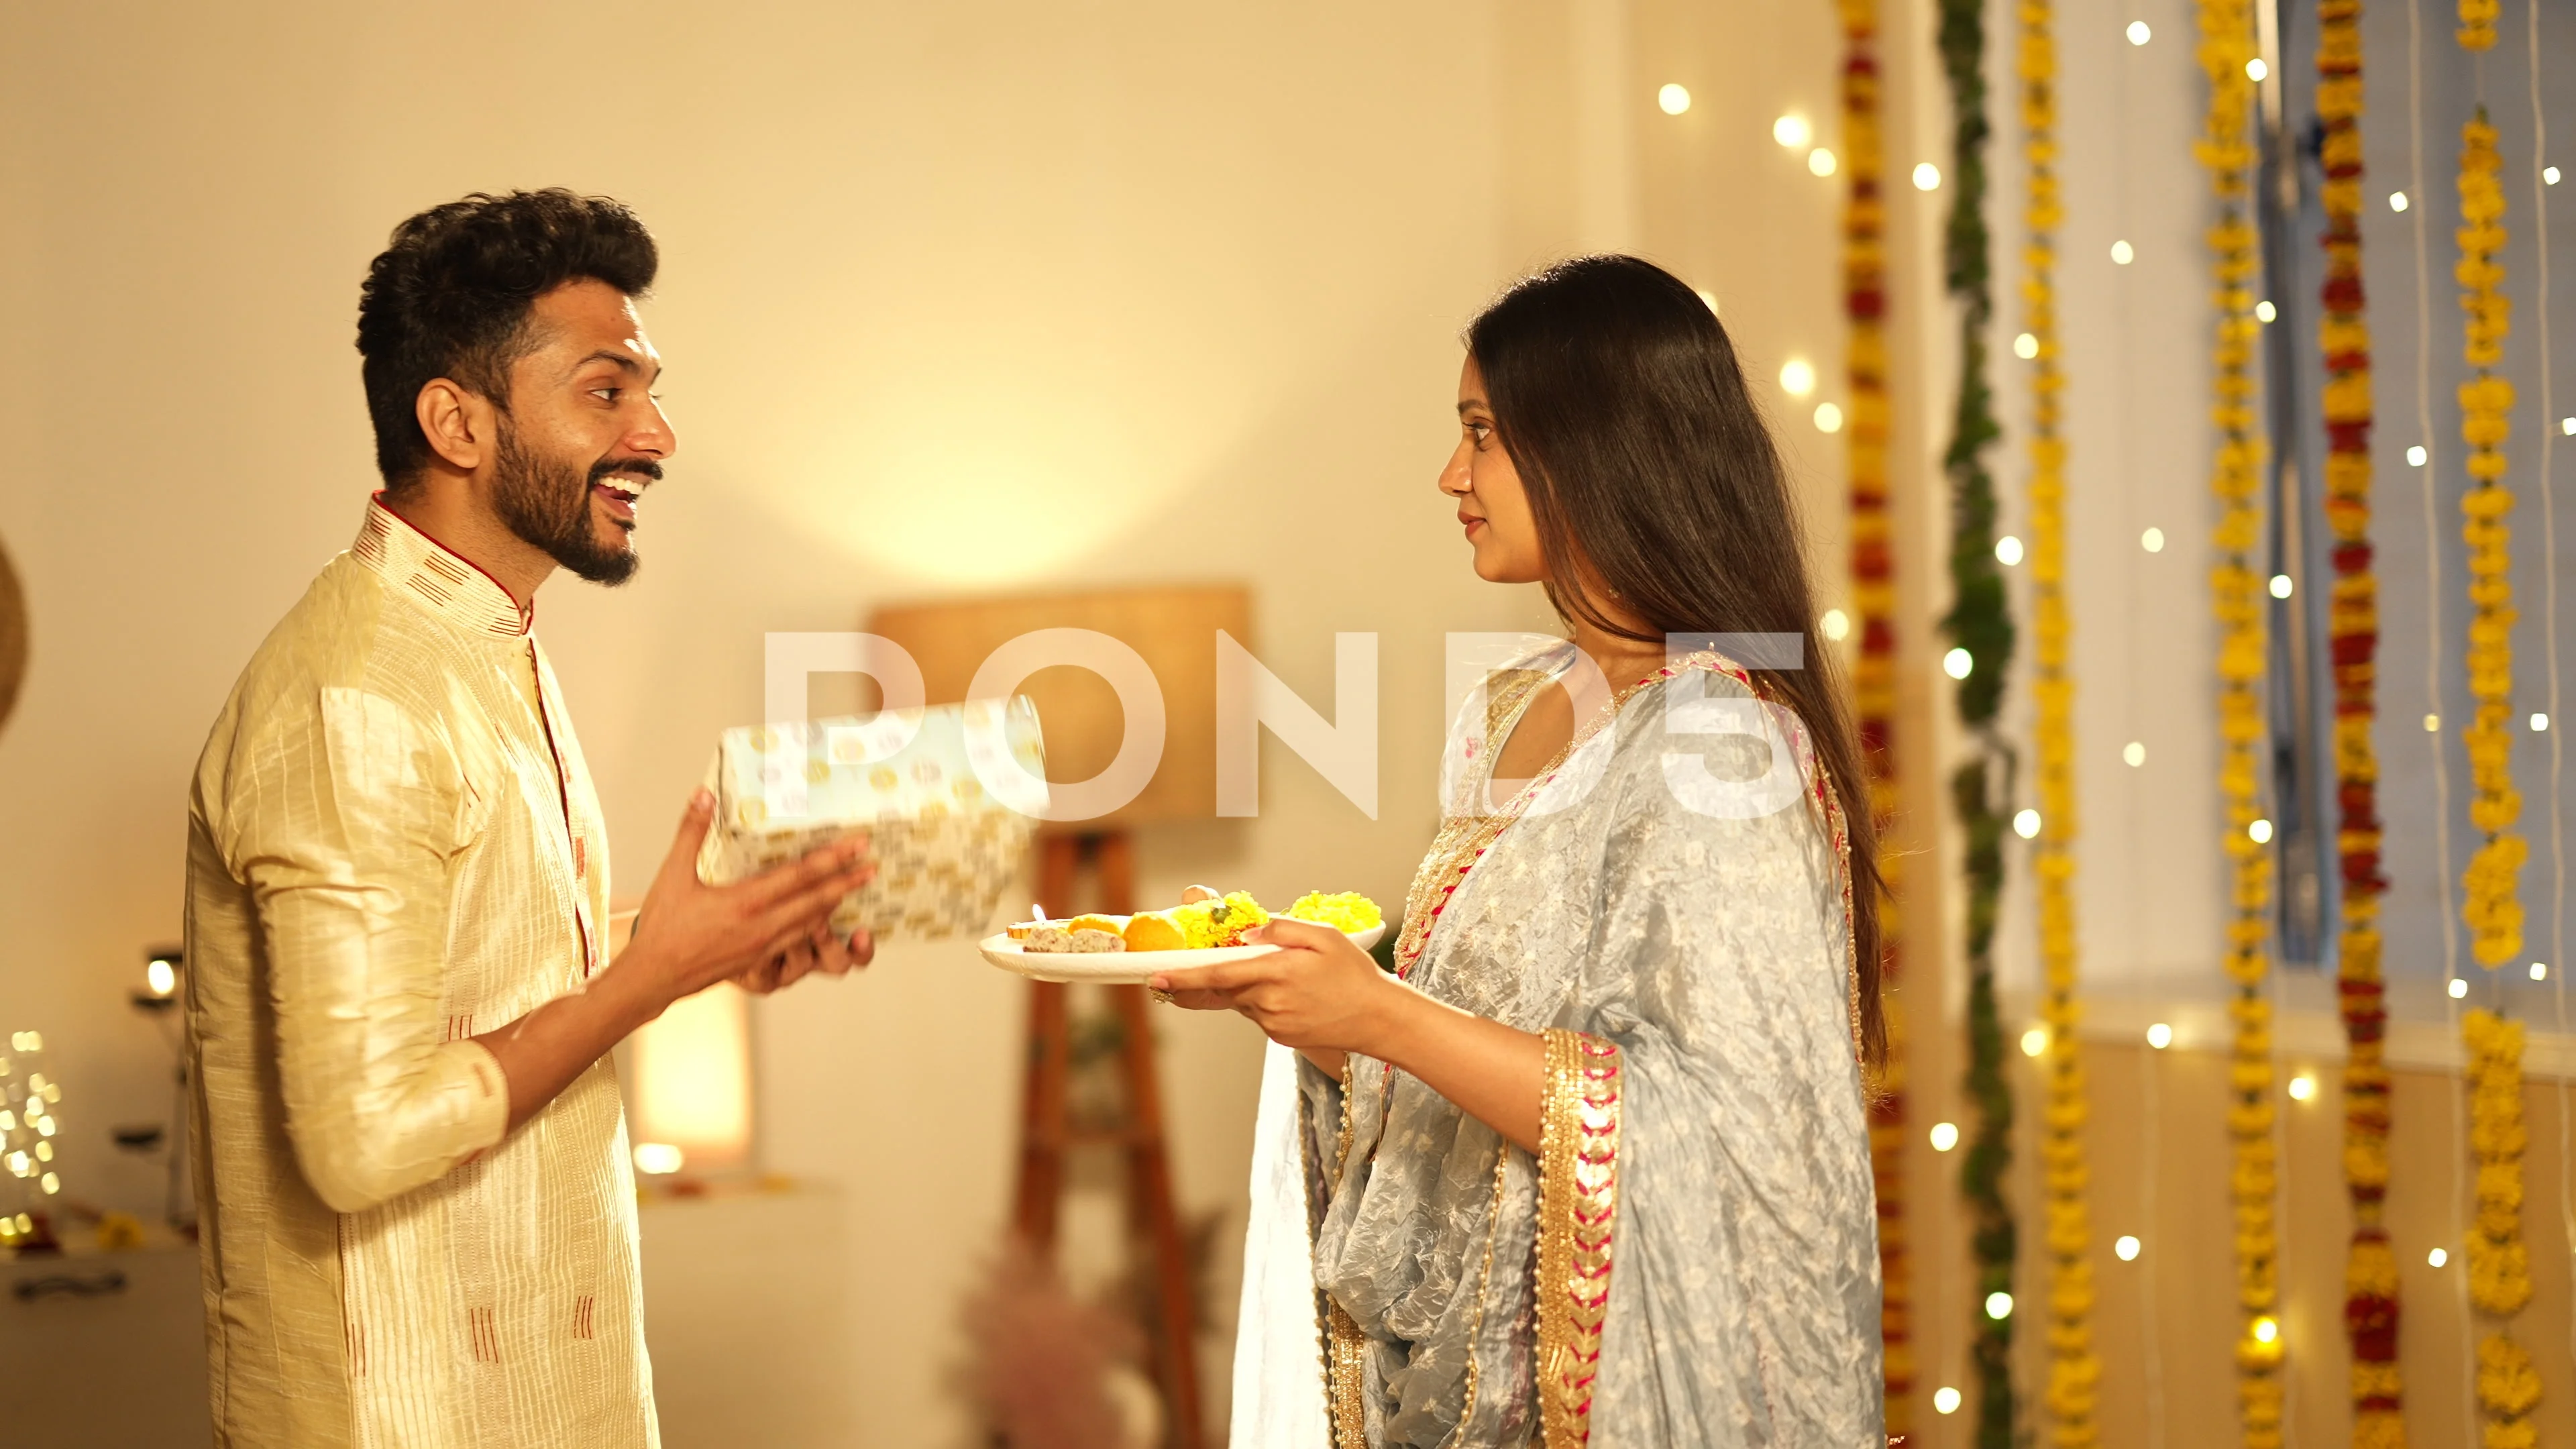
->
{"left": 2455, "top": 110, "right": 2526, "bottom": 971}
{"left": 1936, "top": 0, "right": 2022, "bottom": 1439}
{"left": 2015, "top": 1, "right": 2099, "bottom": 1442}
{"left": 2456, "top": 0, "right": 2498, "bottom": 48}
{"left": 2464, "top": 1009, "right": 2537, "bottom": 1447}
{"left": 1838, "top": 0, "right": 1915, "bottom": 1433}
{"left": 2449, "top": 17, "right": 2537, "bottom": 1428}
{"left": 2194, "top": 1, "right": 2283, "bottom": 1443}
{"left": 2314, "top": 3, "right": 2404, "bottom": 1443}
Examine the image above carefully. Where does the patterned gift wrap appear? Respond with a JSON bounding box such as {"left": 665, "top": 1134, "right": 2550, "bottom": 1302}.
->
{"left": 696, "top": 698, "right": 1049, "bottom": 940}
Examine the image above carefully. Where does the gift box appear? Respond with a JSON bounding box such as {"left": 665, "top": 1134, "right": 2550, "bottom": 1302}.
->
{"left": 696, "top": 698, "right": 1049, "bottom": 940}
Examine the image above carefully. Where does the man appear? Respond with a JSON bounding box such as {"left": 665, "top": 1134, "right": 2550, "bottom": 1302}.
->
{"left": 184, "top": 189, "right": 867, "bottom": 1447}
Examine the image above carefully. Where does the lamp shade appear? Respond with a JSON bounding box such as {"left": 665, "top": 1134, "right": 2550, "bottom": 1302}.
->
{"left": 869, "top": 584, "right": 1250, "bottom": 828}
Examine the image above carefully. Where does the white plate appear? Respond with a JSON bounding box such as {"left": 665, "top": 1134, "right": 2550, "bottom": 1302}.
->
{"left": 981, "top": 922, "right": 1387, "bottom": 985}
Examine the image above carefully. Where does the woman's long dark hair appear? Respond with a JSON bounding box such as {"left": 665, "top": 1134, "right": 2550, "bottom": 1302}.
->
{"left": 1467, "top": 254, "right": 1886, "bottom": 1065}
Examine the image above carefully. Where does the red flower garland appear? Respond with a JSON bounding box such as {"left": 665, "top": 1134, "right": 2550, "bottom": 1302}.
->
{"left": 2314, "top": 2, "right": 2402, "bottom": 1442}
{"left": 1838, "top": 0, "right": 1911, "bottom": 1432}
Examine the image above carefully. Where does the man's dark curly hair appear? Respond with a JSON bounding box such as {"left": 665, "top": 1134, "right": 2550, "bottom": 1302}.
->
{"left": 356, "top": 189, "right": 658, "bottom": 490}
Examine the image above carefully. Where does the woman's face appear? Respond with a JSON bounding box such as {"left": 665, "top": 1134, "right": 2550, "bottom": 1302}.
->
{"left": 1441, "top": 355, "right": 1546, "bottom": 584}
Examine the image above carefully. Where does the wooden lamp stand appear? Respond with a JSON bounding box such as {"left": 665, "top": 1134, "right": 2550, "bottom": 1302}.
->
{"left": 1014, "top": 830, "right": 1202, "bottom": 1449}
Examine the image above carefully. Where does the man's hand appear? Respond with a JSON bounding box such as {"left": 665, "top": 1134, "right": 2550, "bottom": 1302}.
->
{"left": 735, "top": 922, "right": 877, "bottom": 996}
{"left": 619, "top": 788, "right": 875, "bottom": 1012}
{"left": 474, "top": 788, "right": 873, "bottom": 1132}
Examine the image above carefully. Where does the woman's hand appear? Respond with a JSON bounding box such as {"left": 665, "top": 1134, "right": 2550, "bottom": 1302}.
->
{"left": 1157, "top": 915, "right": 1550, "bottom": 1152}
{"left": 1147, "top": 917, "right": 1398, "bottom": 1055}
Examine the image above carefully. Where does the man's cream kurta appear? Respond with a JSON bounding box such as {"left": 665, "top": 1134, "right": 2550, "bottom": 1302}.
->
{"left": 185, "top": 498, "right": 654, "bottom": 1448}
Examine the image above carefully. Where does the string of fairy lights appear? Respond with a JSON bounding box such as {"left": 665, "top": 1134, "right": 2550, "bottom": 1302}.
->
{"left": 0, "top": 1030, "right": 65, "bottom": 1250}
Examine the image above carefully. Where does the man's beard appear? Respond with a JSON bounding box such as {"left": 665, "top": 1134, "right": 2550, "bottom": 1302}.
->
{"left": 492, "top": 425, "right": 645, "bottom": 586}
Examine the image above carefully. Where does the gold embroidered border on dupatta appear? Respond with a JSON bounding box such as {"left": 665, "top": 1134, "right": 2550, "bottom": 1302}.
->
{"left": 1320, "top": 649, "right": 1859, "bottom": 1448}
{"left": 1536, "top": 1028, "right": 1625, "bottom": 1447}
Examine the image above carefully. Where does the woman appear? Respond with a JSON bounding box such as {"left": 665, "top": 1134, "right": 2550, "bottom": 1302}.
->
{"left": 1156, "top": 255, "right": 1884, "bottom": 1446}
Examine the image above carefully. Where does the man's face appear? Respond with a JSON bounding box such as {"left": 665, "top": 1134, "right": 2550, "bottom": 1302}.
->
{"left": 489, "top": 278, "right": 676, "bottom": 586}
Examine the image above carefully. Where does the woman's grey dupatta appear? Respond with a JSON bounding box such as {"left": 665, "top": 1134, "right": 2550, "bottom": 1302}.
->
{"left": 1230, "top": 645, "right": 1884, "bottom": 1448}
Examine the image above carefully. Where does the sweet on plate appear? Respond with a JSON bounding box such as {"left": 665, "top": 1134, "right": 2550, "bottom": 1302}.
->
{"left": 1008, "top": 886, "right": 1380, "bottom": 954}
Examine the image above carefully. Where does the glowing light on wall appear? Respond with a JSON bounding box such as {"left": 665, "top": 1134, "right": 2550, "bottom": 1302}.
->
{"left": 630, "top": 981, "right": 753, "bottom": 1175}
